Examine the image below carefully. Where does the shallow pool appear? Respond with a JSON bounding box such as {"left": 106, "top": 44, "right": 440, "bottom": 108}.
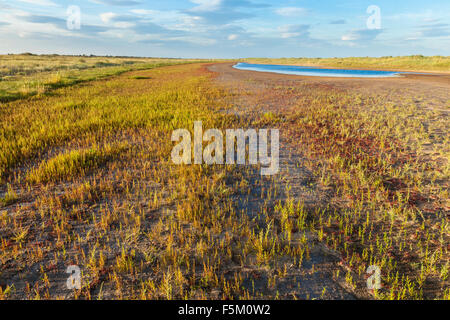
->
{"left": 233, "top": 62, "right": 404, "bottom": 78}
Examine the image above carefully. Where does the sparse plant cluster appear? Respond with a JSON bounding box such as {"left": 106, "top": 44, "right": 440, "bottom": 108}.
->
{"left": 278, "top": 84, "right": 449, "bottom": 299}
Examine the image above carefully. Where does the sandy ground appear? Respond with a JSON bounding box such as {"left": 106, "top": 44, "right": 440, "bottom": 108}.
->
{"left": 207, "top": 62, "right": 449, "bottom": 299}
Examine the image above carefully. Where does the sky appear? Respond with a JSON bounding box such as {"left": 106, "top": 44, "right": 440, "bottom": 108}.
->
{"left": 0, "top": 0, "right": 449, "bottom": 58}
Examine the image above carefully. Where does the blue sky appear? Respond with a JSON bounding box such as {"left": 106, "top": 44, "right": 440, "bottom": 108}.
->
{"left": 1, "top": 0, "right": 449, "bottom": 58}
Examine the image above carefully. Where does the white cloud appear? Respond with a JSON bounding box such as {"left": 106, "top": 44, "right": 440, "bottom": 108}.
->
{"left": 386, "top": 10, "right": 434, "bottom": 22}
{"left": 278, "top": 24, "right": 310, "bottom": 39}
{"left": 113, "top": 21, "right": 135, "bottom": 28}
{"left": 189, "top": 0, "right": 222, "bottom": 12}
{"left": 16, "top": 0, "right": 57, "bottom": 6}
{"left": 91, "top": 0, "right": 142, "bottom": 6}
{"left": 341, "top": 29, "right": 382, "bottom": 41}
{"left": 1, "top": 13, "right": 72, "bottom": 39}
{"left": 186, "top": 0, "right": 268, "bottom": 24}
{"left": 275, "top": 7, "right": 307, "bottom": 17}
{"left": 415, "top": 22, "right": 450, "bottom": 38}
{"left": 341, "top": 34, "right": 356, "bottom": 41}
{"left": 130, "top": 9, "right": 159, "bottom": 15}
{"left": 100, "top": 12, "right": 117, "bottom": 23}
{"left": 228, "top": 34, "right": 238, "bottom": 40}
{"left": 129, "top": 8, "right": 194, "bottom": 31}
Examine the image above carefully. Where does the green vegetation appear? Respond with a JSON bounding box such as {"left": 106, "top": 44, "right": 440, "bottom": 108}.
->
{"left": 245, "top": 55, "right": 450, "bottom": 72}
{"left": 0, "top": 54, "right": 207, "bottom": 102}
{"left": 0, "top": 184, "right": 18, "bottom": 206}
{"left": 0, "top": 62, "right": 255, "bottom": 300}
{"left": 27, "top": 143, "right": 128, "bottom": 183}
{"left": 0, "top": 56, "right": 448, "bottom": 300}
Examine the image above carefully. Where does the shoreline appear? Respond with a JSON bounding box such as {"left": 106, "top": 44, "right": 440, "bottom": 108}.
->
{"left": 221, "top": 62, "right": 450, "bottom": 84}
{"left": 239, "top": 60, "right": 450, "bottom": 76}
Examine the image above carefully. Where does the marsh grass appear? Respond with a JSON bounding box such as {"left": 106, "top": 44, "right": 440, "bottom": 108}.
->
{"left": 0, "top": 57, "right": 447, "bottom": 300}
{"left": 0, "top": 54, "right": 207, "bottom": 102}
{"left": 0, "top": 184, "right": 18, "bottom": 206}
{"left": 27, "top": 143, "right": 128, "bottom": 183}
